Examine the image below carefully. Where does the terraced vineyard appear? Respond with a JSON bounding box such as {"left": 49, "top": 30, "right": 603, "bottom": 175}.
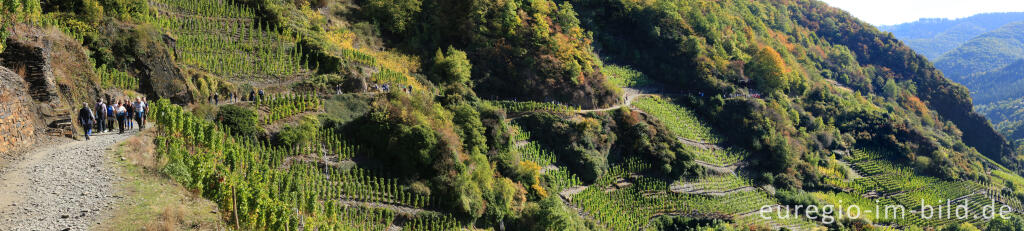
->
{"left": 672, "top": 174, "right": 753, "bottom": 193}
{"left": 508, "top": 122, "right": 584, "bottom": 193}
{"left": 736, "top": 209, "right": 823, "bottom": 230}
{"left": 151, "top": 100, "right": 458, "bottom": 230}
{"left": 149, "top": 0, "right": 311, "bottom": 78}
{"left": 603, "top": 65, "right": 650, "bottom": 88}
{"left": 800, "top": 148, "right": 1016, "bottom": 228}
{"left": 96, "top": 63, "right": 139, "bottom": 90}
{"left": 632, "top": 96, "right": 722, "bottom": 143}
{"left": 680, "top": 145, "right": 746, "bottom": 167}
{"left": 252, "top": 93, "right": 322, "bottom": 125}
{"left": 490, "top": 79, "right": 1024, "bottom": 230}
{"left": 491, "top": 100, "right": 578, "bottom": 115}
{"left": 570, "top": 177, "right": 784, "bottom": 231}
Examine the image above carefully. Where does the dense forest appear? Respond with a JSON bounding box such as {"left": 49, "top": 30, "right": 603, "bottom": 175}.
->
{"left": 879, "top": 12, "right": 1024, "bottom": 60}
{"left": 3, "top": 0, "right": 1024, "bottom": 230}
{"left": 886, "top": 14, "right": 1024, "bottom": 160}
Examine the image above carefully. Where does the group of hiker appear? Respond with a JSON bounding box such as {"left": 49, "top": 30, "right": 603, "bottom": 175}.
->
{"left": 371, "top": 82, "right": 412, "bottom": 94}
{"left": 206, "top": 89, "right": 268, "bottom": 105}
{"left": 78, "top": 97, "right": 148, "bottom": 140}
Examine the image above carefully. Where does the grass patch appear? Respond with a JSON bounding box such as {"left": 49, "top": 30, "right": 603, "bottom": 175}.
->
{"left": 96, "top": 129, "right": 224, "bottom": 230}
{"left": 323, "top": 93, "right": 373, "bottom": 124}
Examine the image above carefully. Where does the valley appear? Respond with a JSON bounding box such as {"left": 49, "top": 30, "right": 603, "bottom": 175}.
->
{"left": 1, "top": 0, "right": 1024, "bottom": 230}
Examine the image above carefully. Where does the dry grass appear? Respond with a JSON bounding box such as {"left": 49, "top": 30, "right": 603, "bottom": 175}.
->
{"left": 122, "top": 129, "right": 159, "bottom": 170}
{"left": 145, "top": 204, "right": 185, "bottom": 231}
{"left": 95, "top": 128, "right": 224, "bottom": 230}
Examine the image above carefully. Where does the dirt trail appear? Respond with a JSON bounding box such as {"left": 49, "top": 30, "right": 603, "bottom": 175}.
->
{"left": 669, "top": 185, "right": 757, "bottom": 196}
{"left": 694, "top": 160, "right": 740, "bottom": 174}
{"left": 0, "top": 131, "right": 134, "bottom": 230}
{"left": 835, "top": 159, "right": 864, "bottom": 179}
{"left": 577, "top": 87, "right": 651, "bottom": 113}
{"left": 333, "top": 198, "right": 429, "bottom": 216}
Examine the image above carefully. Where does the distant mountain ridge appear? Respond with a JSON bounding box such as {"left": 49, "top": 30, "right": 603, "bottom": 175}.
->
{"left": 935, "top": 21, "right": 1024, "bottom": 82}
{"left": 879, "top": 12, "right": 1024, "bottom": 59}
{"left": 884, "top": 12, "right": 1024, "bottom": 150}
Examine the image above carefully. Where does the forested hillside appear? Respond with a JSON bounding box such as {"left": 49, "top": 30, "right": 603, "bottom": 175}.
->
{"left": 879, "top": 12, "right": 1024, "bottom": 60}
{"left": 887, "top": 14, "right": 1024, "bottom": 157}
{"left": 3, "top": 0, "right": 1024, "bottom": 230}
{"left": 935, "top": 22, "right": 1024, "bottom": 83}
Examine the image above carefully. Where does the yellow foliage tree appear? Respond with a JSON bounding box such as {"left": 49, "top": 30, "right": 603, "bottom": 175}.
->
{"left": 748, "top": 46, "right": 791, "bottom": 94}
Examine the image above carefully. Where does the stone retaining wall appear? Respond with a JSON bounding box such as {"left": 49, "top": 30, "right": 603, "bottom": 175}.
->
{"left": 0, "top": 67, "right": 37, "bottom": 153}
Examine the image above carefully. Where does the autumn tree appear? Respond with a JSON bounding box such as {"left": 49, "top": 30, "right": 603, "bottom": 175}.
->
{"left": 747, "top": 46, "right": 791, "bottom": 94}
{"left": 432, "top": 46, "right": 476, "bottom": 104}
{"left": 2, "top": 0, "right": 21, "bottom": 27}
{"left": 20, "top": 0, "right": 40, "bottom": 23}
{"left": 363, "top": 0, "right": 422, "bottom": 34}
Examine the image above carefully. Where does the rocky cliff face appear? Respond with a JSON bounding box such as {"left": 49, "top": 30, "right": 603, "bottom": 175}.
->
{"left": 0, "top": 27, "right": 104, "bottom": 143}
{"left": 0, "top": 67, "right": 40, "bottom": 153}
{"left": 0, "top": 33, "right": 70, "bottom": 127}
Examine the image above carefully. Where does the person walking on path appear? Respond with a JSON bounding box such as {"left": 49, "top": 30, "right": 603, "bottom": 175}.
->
{"left": 78, "top": 103, "right": 95, "bottom": 140}
{"left": 133, "top": 97, "right": 145, "bottom": 130}
{"left": 140, "top": 97, "right": 148, "bottom": 128}
{"left": 126, "top": 100, "right": 135, "bottom": 130}
{"left": 94, "top": 99, "right": 106, "bottom": 133}
{"left": 106, "top": 102, "right": 115, "bottom": 132}
{"left": 116, "top": 101, "right": 127, "bottom": 134}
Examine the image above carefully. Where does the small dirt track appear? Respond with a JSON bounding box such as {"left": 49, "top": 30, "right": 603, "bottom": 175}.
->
{"left": 576, "top": 87, "right": 652, "bottom": 113}
{"left": 0, "top": 132, "right": 133, "bottom": 230}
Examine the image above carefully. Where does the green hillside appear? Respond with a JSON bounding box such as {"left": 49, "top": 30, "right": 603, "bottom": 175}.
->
{"left": 885, "top": 15, "right": 1024, "bottom": 157}
{"left": 935, "top": 22, "right": 1024, "bottom": 82}
{"left": 928, "top": 21, "right": 1024, "bottom": 156}
{"left": 878, "top": 12, "right": 1024, "bottom": 60}
{"left": 3, "top": 0, "right": 1024, "bottom": 230}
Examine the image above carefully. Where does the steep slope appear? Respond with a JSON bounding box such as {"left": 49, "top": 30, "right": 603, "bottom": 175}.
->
{"left": 573, "top": 0, "right": 1014, "bottom": 170}
{"left": 879, "top": 12, "right": 1024, "bottom": 60}
{"left": 9, "top": 0, "right": 1024, "bottom": 230}
{"left": 967, "top": 59, "right": 1024, "bottom": 106}
{"left": 977, "top": 97, "right": 1024, "bottom": 142}
{"left": 927, "top": 21, "right": 1024, "bottom": 150}
{"left": 935, "top": 21, "right": 1024, "bottom": 82}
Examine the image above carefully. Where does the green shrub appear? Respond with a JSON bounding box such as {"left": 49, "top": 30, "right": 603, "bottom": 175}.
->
{"left": 276, "top": 115, "right": 320, "bottom": 148}
{"left": 514, "top": 197, "right": 592, "bottom": 231}
{"left": 322, "top": 94, "right": 372, "bottom": 124}
{"left": 216, "top": 105, "right": 261, "bottom": 137}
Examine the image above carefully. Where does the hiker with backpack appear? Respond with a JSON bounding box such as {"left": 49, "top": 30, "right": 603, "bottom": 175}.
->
{"left": 116, "top": 101, "right": 127, "bottom": 134}
{"left": 94, "top": 99, "right": 106, "bottom": 133}
{"left": 78, "top": 103, "right": 95, "bottom": 140}
{"left": 106, "top": 102, "right": 115, "bottom": 133}
{"left": 126, "top": 100, "right": 135, "bottom": 130}
{"left": 133, "top": 97, "right": 145, "bottom": 130}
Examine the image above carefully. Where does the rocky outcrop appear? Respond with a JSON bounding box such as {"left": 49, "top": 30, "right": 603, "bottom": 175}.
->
{"left": 1, "top": 27, "right": 103, "bottom": 140}
{"left": 132, "top": 29, "right": 192, "bottom": 104}
{"left": 0, "top": 40, "right": 59, "bottom": 103}
{"left": 0, "top": 67, "right": 39, "bottom": 153}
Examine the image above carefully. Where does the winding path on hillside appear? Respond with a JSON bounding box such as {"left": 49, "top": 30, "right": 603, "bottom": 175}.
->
{"left": 278, "top": 154, "right": 355, "bottom": 170}
{"left": 668, "top": 184, "right": 758, "bottom": 196}
{"left": 332, "top": 198, "right": 430, "bottom": 216}
{"left": 694, "top": 160, "right": 742, "bottom": 174}
{"left": 0, "top": 132, "right": 134, "bottom": 230}
{"left": 577, "top": 87, "right": 653, "bottom": 113}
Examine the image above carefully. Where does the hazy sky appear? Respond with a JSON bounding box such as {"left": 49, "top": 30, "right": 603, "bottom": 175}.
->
{"left": 819, "top": 0, "right": 1024, "bottom": 26}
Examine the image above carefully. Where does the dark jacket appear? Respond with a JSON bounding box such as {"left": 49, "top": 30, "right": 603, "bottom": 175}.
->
{"left": 78, "top": 107, "right": 94, "bottom": 125}
{"left": 95, "top": 103, "right": 106, "bottom": 119}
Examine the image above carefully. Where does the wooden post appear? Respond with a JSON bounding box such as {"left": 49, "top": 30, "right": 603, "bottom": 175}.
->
{"left": 233, "top": 186, "right": 240, "bottom": 230}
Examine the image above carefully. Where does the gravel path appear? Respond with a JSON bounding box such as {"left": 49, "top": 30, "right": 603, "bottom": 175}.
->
{"left": 0, "top": 131, "right": 134, "bottom": 230}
